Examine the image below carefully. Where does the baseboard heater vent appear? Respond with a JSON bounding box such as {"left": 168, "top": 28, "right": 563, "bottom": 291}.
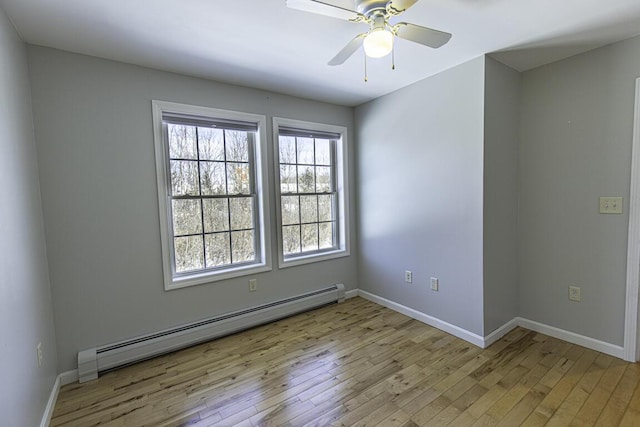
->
{"left": 78, "top": 283, "right": 345, "bottom": 383}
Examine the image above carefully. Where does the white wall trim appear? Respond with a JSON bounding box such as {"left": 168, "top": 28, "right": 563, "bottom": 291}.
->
{"left": 345, "top": 289, "right": 358, "bottom": 299}
{"left": 60, "top": 369, "right": 79, "bottom": 386}
{"left": 151, "top": 100, "right": 272, "bottom": 290}
{"left": 517, "top": 317, "right": 624, "bottom": 359}
{"left": 624, "top": 78, "right": 640, "bottom": 362}
{"left": 40, "top": 375, "right": 60, "bottom": 427}
{"left": 357, "top": 290, "right": 486, "bottom": 347}
{"left": 484, "top": 318, "right": 519, "bottom": 348}
{"left": 40, "top": 370, "right": 80, "bottom": 426}
{"left": 271, "top": 117, "right": 351, "bottom": 270}
{"left": 354, "top": 290, "right": 625, "bottom": 358}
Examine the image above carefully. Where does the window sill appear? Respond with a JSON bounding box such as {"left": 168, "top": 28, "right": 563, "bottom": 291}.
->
{"left": 279, "top": 248, "right": 350, "bottom": 269}
{"left": 165, "top": 263, "right": 272, "bottom": 291}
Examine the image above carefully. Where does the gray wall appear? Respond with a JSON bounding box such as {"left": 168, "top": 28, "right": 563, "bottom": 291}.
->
{"left": 519, "top": 36, "right": 640, "bottom": 346}
{"left": 27, "top": 46, "right": 358, "bottom": 372}
{"left": 355, "top": 57, "right": 486, "bottom": 335}
{"left": 483, "top": 57, "right": 520, "bottom": 334}
{"left": 19, "top": 25, "right": 638, "bottom": 386}
{"left": 0, "top": 9, "right": 58, "bottom": 427}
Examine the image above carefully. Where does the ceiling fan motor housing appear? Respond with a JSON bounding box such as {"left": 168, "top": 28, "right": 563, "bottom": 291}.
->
{"left": 355, "top": 0, "right": 389, "bottom": 17}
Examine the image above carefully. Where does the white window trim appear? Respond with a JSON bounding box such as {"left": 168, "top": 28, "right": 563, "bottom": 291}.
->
{"left": 273, "top": 117, "right": 351, "bottom": 269}
{"left": 152, "top": 100, "right": 272, "bottom": 290}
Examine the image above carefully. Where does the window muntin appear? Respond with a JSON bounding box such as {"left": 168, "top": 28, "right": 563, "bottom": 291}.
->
{"left": 153, "top": 101, "right": 270, "bottom": 289}
{"left": 274, "top": 118, "right": 350, "bottom": 267}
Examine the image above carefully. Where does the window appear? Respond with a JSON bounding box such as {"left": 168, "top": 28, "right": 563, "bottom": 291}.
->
{"left": 152, "top": 101, "right": 271, "bottom": 290}
{"left": 274, "top": 118, "right": 350, "bottom": 267}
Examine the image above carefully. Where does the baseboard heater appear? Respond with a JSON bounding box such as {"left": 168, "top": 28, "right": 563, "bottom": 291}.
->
{"left": 77, "top": 283, "right": 345, "bottom": 383}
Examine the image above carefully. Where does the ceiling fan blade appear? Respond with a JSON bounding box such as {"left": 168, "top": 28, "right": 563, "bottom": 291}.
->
{"left": 328, "top": 33, "right": 367, "bottom": 66}
{"left": 387, "top": 0, "right": 420, "bottom": 15}
{"left": 286, "top": 0, "right": 365, "bottom": 22}
{"left": 393, "top": 22, "right": 452, "bottom": 48}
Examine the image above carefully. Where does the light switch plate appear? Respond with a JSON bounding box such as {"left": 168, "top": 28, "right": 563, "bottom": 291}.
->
{"left": 599, "top": 197, "right": 623, "bottom": 214}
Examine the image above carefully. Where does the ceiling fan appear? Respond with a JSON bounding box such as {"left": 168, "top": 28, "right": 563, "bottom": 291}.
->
{"left": 286, "top": 0, "right": 452, "bottom": 66}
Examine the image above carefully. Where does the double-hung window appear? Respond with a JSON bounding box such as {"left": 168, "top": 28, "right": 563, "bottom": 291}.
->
{"left": 273, "top": 118, "right": 350, "bottom": 267}
{"left": 152, "top": 101, "right": 271, "bottom": 290}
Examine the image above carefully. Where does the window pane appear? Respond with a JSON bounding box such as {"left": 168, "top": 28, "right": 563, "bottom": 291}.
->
{"left": 281, "top": 196, "right": 299, "bottom": 226}
{"left": 279, "top": 136, "right": 296, "bottom": 164}
{"left": 297, "top": 137, "right": 314, "bottom": 164}
{"left": 174, "top": 236, "right": 204, "bottom": 272}
{"left": 298, "top": 165, "right": 315, "bottom": 193}
{"left": 230, "top": 197, "right": 254, "bottom": 230}
{"left": 231, "top": 230, "right": 255, "bottom": 263}
{"left": 205, "top": 233, "right": 231, "bottom": 267}
{"left": 168, "top": 124, "right": 197, "bottom": 159}
{"left": 203, "top": 198, "right": 229, "bottom": 233}
{"left": 170, "top": 160, "right": 199, "bottom": 196}
{"left": 318, "top": 195, "right": 333, "bottom": 222}
{"left": 198, "top": 127, "right": 224, "bottom": 161}
{"left": 225, "top": 130, "right": 249, "bottom": 162}
{"left": 319, "top": 223, "right": 334, "bottom": 249}
{"left": 316, "top": 166, "right": 332, "bottom": 192}
{"left": 301, "top": 223, "right": 319, "bottom": 252}
{"left": 315, "top": 139, "right": 331, "bottom": 166}
{"left": 283, "top": 225, "right": 301, "bottom": 255}
{"left": 280, "top": 165, "right": 297, "bottom": 194}
{"left": 200, "top": 162, "right": 226, "bottom": 195}
{"left": 227, "top": 163, "right": 250, "bottom": 194}
{"left": 300, "top": 195, "right": 318, "bottom": 223}
{"left": 172, "top": 199, "right": 203, "bottom": 236}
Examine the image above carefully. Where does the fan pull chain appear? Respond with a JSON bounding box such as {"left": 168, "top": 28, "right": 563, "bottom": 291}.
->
{"left": 392, "top": 45, "right": 395, "bottom": 70}
{"left": 364, "top": 54, "right": 368, "bottom": 82}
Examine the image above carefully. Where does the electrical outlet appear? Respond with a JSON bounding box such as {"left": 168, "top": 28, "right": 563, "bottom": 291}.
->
{"left": 569, "top": 286, "right": 581, "bottom": 302}
{"left": 405, "top": 270, "right": 412, "bottom": 283}
{"left": 36, "top": 342, "right": 43, "bottom": 367}
{"left": 430, "top": 277, "right": 439, "bottom": 291}
{"left": 249, "top": 279, "right": 257, "bottom": 292}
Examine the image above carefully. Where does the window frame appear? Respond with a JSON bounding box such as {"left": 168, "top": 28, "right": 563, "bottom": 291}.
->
{"left": 152, "top": 100, "right": 272, "bottom": 290}
{"left": 273, "top": 117, "right": 351, "bottom": 268}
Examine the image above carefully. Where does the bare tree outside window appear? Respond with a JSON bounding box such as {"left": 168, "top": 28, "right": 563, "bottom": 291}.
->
{"left": 167, "top": 123, "right": 258, "bottom": 274}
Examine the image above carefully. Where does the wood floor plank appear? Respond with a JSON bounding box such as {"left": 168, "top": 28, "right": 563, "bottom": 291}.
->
{"left": 373, "top": 409, "right": 411, "bottom": 427}
{"left": 569, "top": 385, "right": 612, "bottom": 427}
{"left": 544, "top": 353, "right": 611, "bottom": 426}
{"left": 593, "top": 362, "right": 639, "bottom": 426}
{"left": 524, "top": 347, "right": 598, "bottom": 423}
{"left": 50, "top": 298, "right": 640, "bottom": 426}
{"left": 620, "top": 408, "right": 640, "bottom": 427}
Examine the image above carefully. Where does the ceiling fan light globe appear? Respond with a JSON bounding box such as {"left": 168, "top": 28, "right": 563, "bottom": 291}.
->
{"left": 363, "top": 28, "right": 393, "bottom": 58}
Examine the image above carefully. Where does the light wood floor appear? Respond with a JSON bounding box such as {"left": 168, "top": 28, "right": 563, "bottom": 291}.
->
{"left": 52, "top": 297, "right": 640, "bottom": 426}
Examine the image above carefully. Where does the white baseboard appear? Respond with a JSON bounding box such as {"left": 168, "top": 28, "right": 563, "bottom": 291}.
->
{"left": 345, "top": 289, "right": 358, "bottom": 299}
{"left": 516, "top": 317, "right": 624, "bottom": 359}
{"left": 354, "top": 289, "right": 625, "bottom": 359}
{"left": 40, "top": 375, "right": 60, "bottom": 427}
{"left": 60, "top": 369, "right": 79, "bottom": 386}
{"left": 357, "top": 289, "right": 486, "bottom": 347}
{"left": 39, "top": 370, "right": 78, "bottom": 427}
{"left": 484, "top": 318, "right": 519, "bottom": 348}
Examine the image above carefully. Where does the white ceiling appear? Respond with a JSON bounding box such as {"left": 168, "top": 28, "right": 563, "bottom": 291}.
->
{"left": 3, "top": 0, "right": 640, "bottom": 106}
